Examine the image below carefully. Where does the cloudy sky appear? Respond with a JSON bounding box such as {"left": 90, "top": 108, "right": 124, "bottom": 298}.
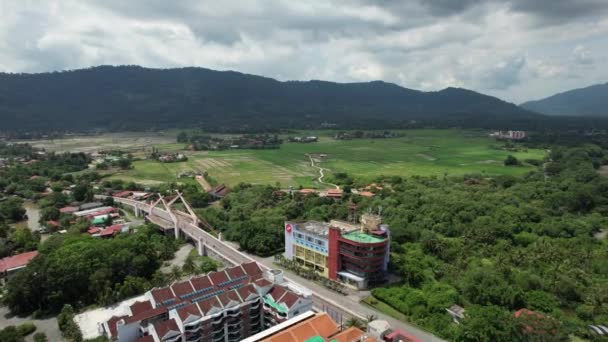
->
{"left": 1, "top": 0, "right": 607, "bottom": 103}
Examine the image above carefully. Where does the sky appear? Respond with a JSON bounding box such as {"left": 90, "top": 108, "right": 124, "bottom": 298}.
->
{"left": 1, "top": 0, "right": 607, "bottom": 103}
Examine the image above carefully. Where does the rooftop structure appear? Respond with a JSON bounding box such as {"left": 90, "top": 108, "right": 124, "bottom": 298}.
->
{"left": 285, "top": 213, "right": 390, "bottom": 289}
{"left": 0, "top": 251, "right": 39, "bottom": 283}
{"left": 243, "top": 311, "right": 377, "bottom": 342}
{"left": 103, "top": 262, "right": 312, "bottom": 342}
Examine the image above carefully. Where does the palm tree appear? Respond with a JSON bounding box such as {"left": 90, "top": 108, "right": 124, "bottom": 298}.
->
{"left": 170, "top": 265, "right": 182, "bottom": 282}
{"left": 182, "top": 256, "right": 196, "bottom": 275}
{"left": 344, "top": 317, "right": 365, "bottom": 330}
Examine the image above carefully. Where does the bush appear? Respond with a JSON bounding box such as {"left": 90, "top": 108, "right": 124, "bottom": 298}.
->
{"left": 16, "top": 323, "right": 36, "bottom": 336}
{"left": 33, "top": 332, "right": 48, "bottom": 342}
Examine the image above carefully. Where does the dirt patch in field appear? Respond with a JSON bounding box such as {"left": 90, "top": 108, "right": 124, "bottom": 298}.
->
{"left": 599, "top": 165, "right": 608, "bottom": 177}
{"left": 416, "top": 153, "right": 437, "bottom": 161}
{"left": 476, "top": 159, "right": 498, "bottom": 164}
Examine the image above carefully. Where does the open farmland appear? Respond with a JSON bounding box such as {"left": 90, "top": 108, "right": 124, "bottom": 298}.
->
{"left": 109, "top": 129, "right": 546, "bottom": 188}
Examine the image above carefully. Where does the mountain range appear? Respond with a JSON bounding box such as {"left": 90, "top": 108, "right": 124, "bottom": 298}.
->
{"left": 0, "top": 65, "right": 604, "bottom": 132}
{"left": 521, "top": 82, "right": 608, "bottom": 117}
{"left": 0, "top": 66, "right": 543, "bottom": 132}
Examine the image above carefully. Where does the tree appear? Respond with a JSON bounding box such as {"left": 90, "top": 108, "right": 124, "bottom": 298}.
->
{"left": 455, "top": 305, "right": 518, "bottom": 342}
{"left": 182, "top": 255, "right": 197, "bottom": 275}
{"left": 177, "top": 131, "right": 188, "bottom": 143}
{"left": 504, "top": 155, "right": 520, "bottom": 166}
{"left": 344, "top": 317, "right": 365, "bottom": 330}
{"left": 72, "top": 183, "right": 93, "bottom": 202}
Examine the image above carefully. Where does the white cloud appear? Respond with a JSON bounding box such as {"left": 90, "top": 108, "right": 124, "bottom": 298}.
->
{"left": 0, "top": 0, "right": 607, "bottom": 103}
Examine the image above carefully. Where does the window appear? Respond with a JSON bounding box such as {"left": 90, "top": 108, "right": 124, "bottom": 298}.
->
{"left": 315, "top": 239, "right": 324, "bottom": 246}
{"left": 306, "top": 236, "right": 314, "bottom": 242}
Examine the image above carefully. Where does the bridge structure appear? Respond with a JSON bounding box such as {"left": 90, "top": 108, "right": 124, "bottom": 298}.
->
{"left": 107, "top": 193, "right": 444, "bottom": 342}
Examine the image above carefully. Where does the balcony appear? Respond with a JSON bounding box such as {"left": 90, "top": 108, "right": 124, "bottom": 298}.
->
{"left": 184, "top": 323, "right": 203, "bottom": 333}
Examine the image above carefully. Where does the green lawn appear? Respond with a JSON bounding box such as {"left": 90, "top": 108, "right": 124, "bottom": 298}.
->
{"left": 110, "top": 129, "right": 546, "bottom": 187}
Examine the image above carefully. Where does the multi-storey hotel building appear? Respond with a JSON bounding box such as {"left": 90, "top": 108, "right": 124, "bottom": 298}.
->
{"left": 284, "top": 213, "right": 390, "bottom": 289}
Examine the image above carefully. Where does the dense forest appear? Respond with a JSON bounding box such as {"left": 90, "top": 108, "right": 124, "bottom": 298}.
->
{"left": 200, "top": 142, "right": 608, "bottom": 340}
{"left": 1, "top": 65, "right": 598, "bottom": 133}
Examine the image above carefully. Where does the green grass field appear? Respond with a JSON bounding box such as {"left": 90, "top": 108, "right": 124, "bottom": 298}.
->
{"left": 109, "top": 129, "right": 546, "bottom": 188}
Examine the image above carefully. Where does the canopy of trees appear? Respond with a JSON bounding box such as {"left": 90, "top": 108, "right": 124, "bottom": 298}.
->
{"left": 4, "top": 225, "right": 179, "bottom": 315}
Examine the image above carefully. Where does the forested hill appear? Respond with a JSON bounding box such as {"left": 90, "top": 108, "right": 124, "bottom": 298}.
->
{"left": 0, "top": 65, "right": 540, "bottom": 132}
{"left": 521, "top": 82, "right": 608, "bottom": 117}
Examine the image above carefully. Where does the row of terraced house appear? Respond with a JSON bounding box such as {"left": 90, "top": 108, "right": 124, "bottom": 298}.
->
{"left": 103, "top": 262, "right": 313, "bottom": 342}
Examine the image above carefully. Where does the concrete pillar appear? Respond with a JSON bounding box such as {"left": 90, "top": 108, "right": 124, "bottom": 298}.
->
{"left": 174, "top": 224, "right": 180, "bottom": 240}
{"left": 218, "top": 232, "right": 223, "bottom": 241}
{"left": 197, "top": 238, "right": 205, "bottom": 256}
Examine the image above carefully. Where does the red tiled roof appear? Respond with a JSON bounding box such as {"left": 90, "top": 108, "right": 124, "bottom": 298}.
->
{"left": 358, "top": 191, "right": 375, "bottom": 198}
{"left": 46, "top": 220, "right": 60, "bottom": 228}
{"left": 216, "top": 292, "right": 235, "bottom": 307}
{"left": 124, "top": 306, "right": 167, "bottom": 324}
{"left": 208, "top": 270, "right": 229, "bottom": 285}
{"left": 106, "top": 315, "right": 128, "bottom": 340}
{"left": 277, "top": 290, "right": 299, "bottom": 308}
{"left": 255, "top": 278, "right": 272, "bottom": 287}
{"left": 59, "top": 206, "right": 79, "bottom": 214}
{"left": 114, "top": 191, "right": 133, "bottom": 198}
{"left": 236, "top": 284, "right": 258, "bottom": 301}
{"left": 130, "top": 301, "right": 153, "bottom": 316}
{"left": 226, "top": 265, "right": 246, "bottom": 280}
{"left": 0, "top": 251, "right": 39, "bottom": 273}
{"left": 135, "top": 336, "right": 154, "bottom": 342}
{"left": 99, "top": 224, "right": 122, "bottom": 237}
{"left": 190, "top": 275, "right": 213, "bottom": 291}
{"left": 196, "top": 296, "right": 222, "bottom": 315}
{"left": 241, "top": 262, "right": 263, "bottom": 278}
{"left": 154, "top": 318, "right": 179, "bottom": 339}
{"left": 87, "top": 227, "right": 101, "bottom": 235}
{"left": 87, "top": 207, "right": 117, "bottom": 218}
{"left": 299, "top": 188, "right": 317, "bottom": 193}
{"left": 151, "top": 287, "right": 176, "bottom": 305}
{"left": 171, "top": 280, "right": 194, "bottom": 298}
{"left": 177, "top": 303, "right": 202, "bottom": 321}
{"left": 267, "top": 285, "right": 287, "bottom": 301}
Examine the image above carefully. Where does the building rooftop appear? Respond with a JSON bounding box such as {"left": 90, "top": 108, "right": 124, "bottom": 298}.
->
{"left": 0, "top": 251, "right": 39, "bottom": 273}
{"left": 341, "top": 231, "right": 386, "bottom": 244}
{"left": 258, "top": 312, "right": 376, "bottom": 342}
{"left": 288, "top": 221, "right": 330, "bottom": 236}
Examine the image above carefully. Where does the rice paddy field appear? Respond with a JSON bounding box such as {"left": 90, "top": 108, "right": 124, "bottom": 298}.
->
{"left": 106, "top": 129, "right": 547, "bottom": 188}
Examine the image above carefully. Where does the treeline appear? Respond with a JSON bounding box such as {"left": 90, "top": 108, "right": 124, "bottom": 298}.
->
{"left": 177, "top": 131, "right": 282, "bottom": 150}
{"left": 202, "top": 143, "right": 608, "bottom": 340}
{"left": 4, "top": 225, "right": 179, "bottom": 315}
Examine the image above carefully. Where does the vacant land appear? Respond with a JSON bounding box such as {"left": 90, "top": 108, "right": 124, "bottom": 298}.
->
{"left": 108, "top": 129, "right": 546, "bottom": 187}
{"left": 21, "top": 131, "right": 176, "bottom": 153}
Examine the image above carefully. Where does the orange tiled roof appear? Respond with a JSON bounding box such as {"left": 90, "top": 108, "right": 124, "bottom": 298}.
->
{"left": 262, "top": 313, "right": 338, "bottom": 342}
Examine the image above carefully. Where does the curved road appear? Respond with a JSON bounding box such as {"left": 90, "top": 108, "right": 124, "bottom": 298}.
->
{"left": 307, "top": 154, "right": 339, "bottom": 189}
